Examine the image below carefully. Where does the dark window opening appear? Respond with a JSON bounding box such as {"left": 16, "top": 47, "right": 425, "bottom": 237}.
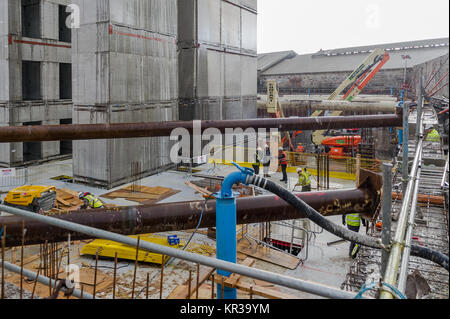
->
{"left": 59, "top": 5, "right": 72, "bottom": 43}
{"left": 59, "top": 63, "right": 72, "bottom": 99}
{"left": 22, "top": 61, "right": 41, "bottom": 101}
{"left": 60, "top": 119, "right": 73, "bottom": 155}
{"left": 22, "top": 0, "right": 41, "bottom": 39}
{"left": 23, "top": 121, "right": 42, "bottom": 162}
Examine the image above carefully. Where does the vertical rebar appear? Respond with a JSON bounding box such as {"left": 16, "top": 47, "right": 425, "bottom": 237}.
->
{"left": 211, "top": 274, "right": 215, "bottom": 299}
{"left": 187, "top": 270, "right": 192, "bottom": 299}
{"left": 131, "top": 236, "right": 141, "bottom": 299}
{"left": 1, "top": 226, "right": 5, "bottom": 299}
{"left": 196, "top": 263, "right": 200, "bottom": 299}
{"left": 93, "top": 249, "right": 99, "bottom": 299}
{"left": 250, "top": 286, "right": 253, "bottom": 299}
{"left": 145, "top": 272, "right": 150, "bottom": 299}
{"left": 113, "top": 252, "right": 117, "bottom": 299}
{"left": 221, "top": 276, "right": 224, "bottom": 299}
{"left": 381, "top": 163, "right": 393, "bottom": 276}
{"left": 31, "top": 260, "right": 42, "bottom": 299}
{"left": 20, "top": 221, "right": 24, "bottom": 299}
{"left": 159, "top": 254, "right": 165, "bottom": 299}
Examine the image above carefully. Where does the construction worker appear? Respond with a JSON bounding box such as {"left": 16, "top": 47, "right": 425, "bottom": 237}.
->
{"left": 79, "top": 192, "right": 104, "bottom": 209}
{"left": 296, "top": 143, "right": 304, "bottom": 153}
{"left": 262, "top": 144, "right": 272, "bottom": 178}
{"left": 425, "top": 129, "right": 440, "bottom": 142}
{"left": 252, "top": 147, "right": 262, "bottom": 175}
{"left": 278, "top": 147, "right": 288, "bottom": 183}
{"left": 295, "top": 167, "right": 311, "bottom": 192}
{"left": 342, "top": 213, "right": 366, "bottom": 259}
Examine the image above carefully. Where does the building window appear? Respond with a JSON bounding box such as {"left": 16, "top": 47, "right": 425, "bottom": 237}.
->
{"left": 22, "top": 61, "right": 41, "bottom": 101}
{"left": 22, "top": 0, "right": 41, "bottom": 39}
{"left": 60, "top": 119, "right": 73, "bottom": 155}
{"left": 59, "top": 63, "right": 72, "bottom": 99}
{"left": 59, "top": 5, "right": 72, "bottom": 43}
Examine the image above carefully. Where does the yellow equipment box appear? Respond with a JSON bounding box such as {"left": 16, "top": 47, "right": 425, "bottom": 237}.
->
{"left": 80, "top": 234, "right": 185, "bottom": 265}
{"left": 3, "top": 185, "right": 56, "bottom": 213}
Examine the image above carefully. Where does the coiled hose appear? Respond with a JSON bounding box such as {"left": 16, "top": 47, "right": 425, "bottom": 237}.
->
{"left": 246, "top": 175, "right": 449, "bottom": 271}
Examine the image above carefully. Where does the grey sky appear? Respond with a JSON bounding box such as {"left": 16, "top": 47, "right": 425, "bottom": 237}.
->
{"left": 257, "top": 0, "right": 450, "bottom": 54}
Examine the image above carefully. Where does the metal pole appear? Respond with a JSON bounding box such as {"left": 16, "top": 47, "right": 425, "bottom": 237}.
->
{"left": 380, "top": 133, "right": 423, "bottom": 299}
{"left": 0, "top": 204, "right": 360, "bottom": 299}
{"left": 416, "top": 76, "right": 424, "bottom": 142}
{"left": 381, "top": 163, "right": 393, "bottom": 276}
{"left": 402, "top": 102, "right": 409, "bottom": 194}
{"left": 1, "top": 259, "right": 94, "bottom": 299}
{"left": 397, "top": 165, "right": 422, "bottom": 293}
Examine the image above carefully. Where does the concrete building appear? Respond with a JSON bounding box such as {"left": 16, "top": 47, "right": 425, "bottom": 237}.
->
{"left": 258, "top": 38, "right": 449, "bottom": 97}
{"left": 72, "top": 0, "right": 178, "bottom": 189}
{"left": 0, "top": 0, "right": 258, "bottom": 189}
{"left": 178, "top": 0, "right": 258, "bottom": 121}
{"left": 0, "top": 0, "right": 73, "bottom": 167}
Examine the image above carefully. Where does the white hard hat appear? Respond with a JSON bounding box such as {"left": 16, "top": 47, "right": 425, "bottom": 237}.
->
{"left": 297, "top": 168, "right": 303, "bottom": 173}
{"left": 279, "top": 147, "right": 284, "bottom": 151}
{"left": 257, "top": 147, "right": 262, "bottom": 151}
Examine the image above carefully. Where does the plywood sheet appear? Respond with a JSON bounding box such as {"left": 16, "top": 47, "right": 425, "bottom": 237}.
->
{"left": 237, "top": 238, "right": 301, "bottom": 270}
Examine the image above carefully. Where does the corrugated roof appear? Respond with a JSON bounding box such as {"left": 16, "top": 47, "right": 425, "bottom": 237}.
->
{"left": 315, "top": 37, "right": 449, "bottom": 56}
{"left": 262, "top": 40, "right": 449, "bottom": 75}
{"left": 257, "top": 50, "right": 297, "bottom": 72}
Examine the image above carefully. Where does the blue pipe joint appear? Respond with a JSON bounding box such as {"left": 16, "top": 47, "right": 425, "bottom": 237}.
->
{"left": 215, "top": 163, "right": 254, "bottom": 299}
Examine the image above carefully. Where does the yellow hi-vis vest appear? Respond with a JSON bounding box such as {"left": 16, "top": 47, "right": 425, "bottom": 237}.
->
{"left": 346, "top": 214, "right": 361, "bottom": 227}
{"left": 84, "top": 195, "right": 104, "bottom": 209}
{"left": 426, "top": 129, "right": 440, "bottom": 142}
{"left": 298, "top": 171, "right": 311, "bottom": 187}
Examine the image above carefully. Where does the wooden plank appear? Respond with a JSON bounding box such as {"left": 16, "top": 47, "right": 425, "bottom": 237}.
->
{"left": 225, "top": 258, "right": 255, "bottom": 287}
{"left": 167, "top": 266, "right": 216, "bottom": 299}
{"left": 237, "top": 238, "right": 301, "bottom": 270}
{"left": 214, "top": 275, "right": 299, "bottom": 299}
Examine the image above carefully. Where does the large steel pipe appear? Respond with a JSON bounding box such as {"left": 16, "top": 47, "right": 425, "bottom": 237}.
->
{"left": 0, "top": 113, "right": 402, "bottom": 143}
{"left": 257, "top": 101, "right": 398, "bottom": 113}
{"left": 0, "top": 186, "right": 378, "bottom": 247}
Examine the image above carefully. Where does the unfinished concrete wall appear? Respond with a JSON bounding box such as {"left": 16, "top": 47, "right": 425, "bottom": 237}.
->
{"left": 72, "top": 0, "right": 178, "bottom": 189}
{"left": 178, "top": 0, "right": 257, "bottom": 121}
{"left": 0, "top": 0, "right": 73, "bottom": 167}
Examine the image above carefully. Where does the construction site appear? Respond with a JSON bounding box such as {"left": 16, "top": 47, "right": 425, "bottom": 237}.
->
{"left": 0, "top": 0, "right": 449, "bottom": 305}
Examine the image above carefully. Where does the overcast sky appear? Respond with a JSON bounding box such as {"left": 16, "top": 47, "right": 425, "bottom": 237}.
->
{"left": 257, "top": 0, "right": 450, "bottom": 54}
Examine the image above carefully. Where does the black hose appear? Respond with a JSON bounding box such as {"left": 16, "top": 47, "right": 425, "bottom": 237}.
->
{"left": 247, "top": 175, "right": 449, "bottom": 271}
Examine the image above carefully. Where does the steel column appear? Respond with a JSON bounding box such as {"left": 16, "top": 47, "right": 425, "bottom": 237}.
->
{"left": 381, "top": 163, "right": 393, "bottom": 276}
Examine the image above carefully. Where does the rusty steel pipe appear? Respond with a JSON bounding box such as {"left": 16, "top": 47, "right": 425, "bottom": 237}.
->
{"left": 0, "top": 185, "right": 378, "bottom": 247}
{"left": 0, "top": 113, "right": 402, "bottom": 143}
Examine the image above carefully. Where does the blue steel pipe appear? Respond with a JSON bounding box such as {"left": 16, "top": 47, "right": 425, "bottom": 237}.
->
{"left": 216, "top": 163, "right": 254, "bottom": 299}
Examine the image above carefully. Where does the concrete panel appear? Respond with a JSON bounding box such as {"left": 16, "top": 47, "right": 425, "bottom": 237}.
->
{"left": 224, "top": 53, "right": 241, "bottom": 97}
{"left": 197, "top": 0, "right": 221, "bottom": 45}
{"left": 241, "top": 10, "right": 257, "bottom": 52}
{"left": 42, "top": 62, "right": 59, "bottom": 100}
{"left": 197, "top": 48, "right": 224, "bottom": 98}
{"left": 41, "top": 1, "right": 58, "bottom": 40}
{"left": 242, "top": 97, "right": 257, "bottom": 119}
{"left": 221, "top": 1, "right": 241, "bottom": 49}
{"left": 241, "top": 55, "right": 257, "bottom": 96}
{"left": 222, "top": 98, "right": 243, "bottom": 120}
